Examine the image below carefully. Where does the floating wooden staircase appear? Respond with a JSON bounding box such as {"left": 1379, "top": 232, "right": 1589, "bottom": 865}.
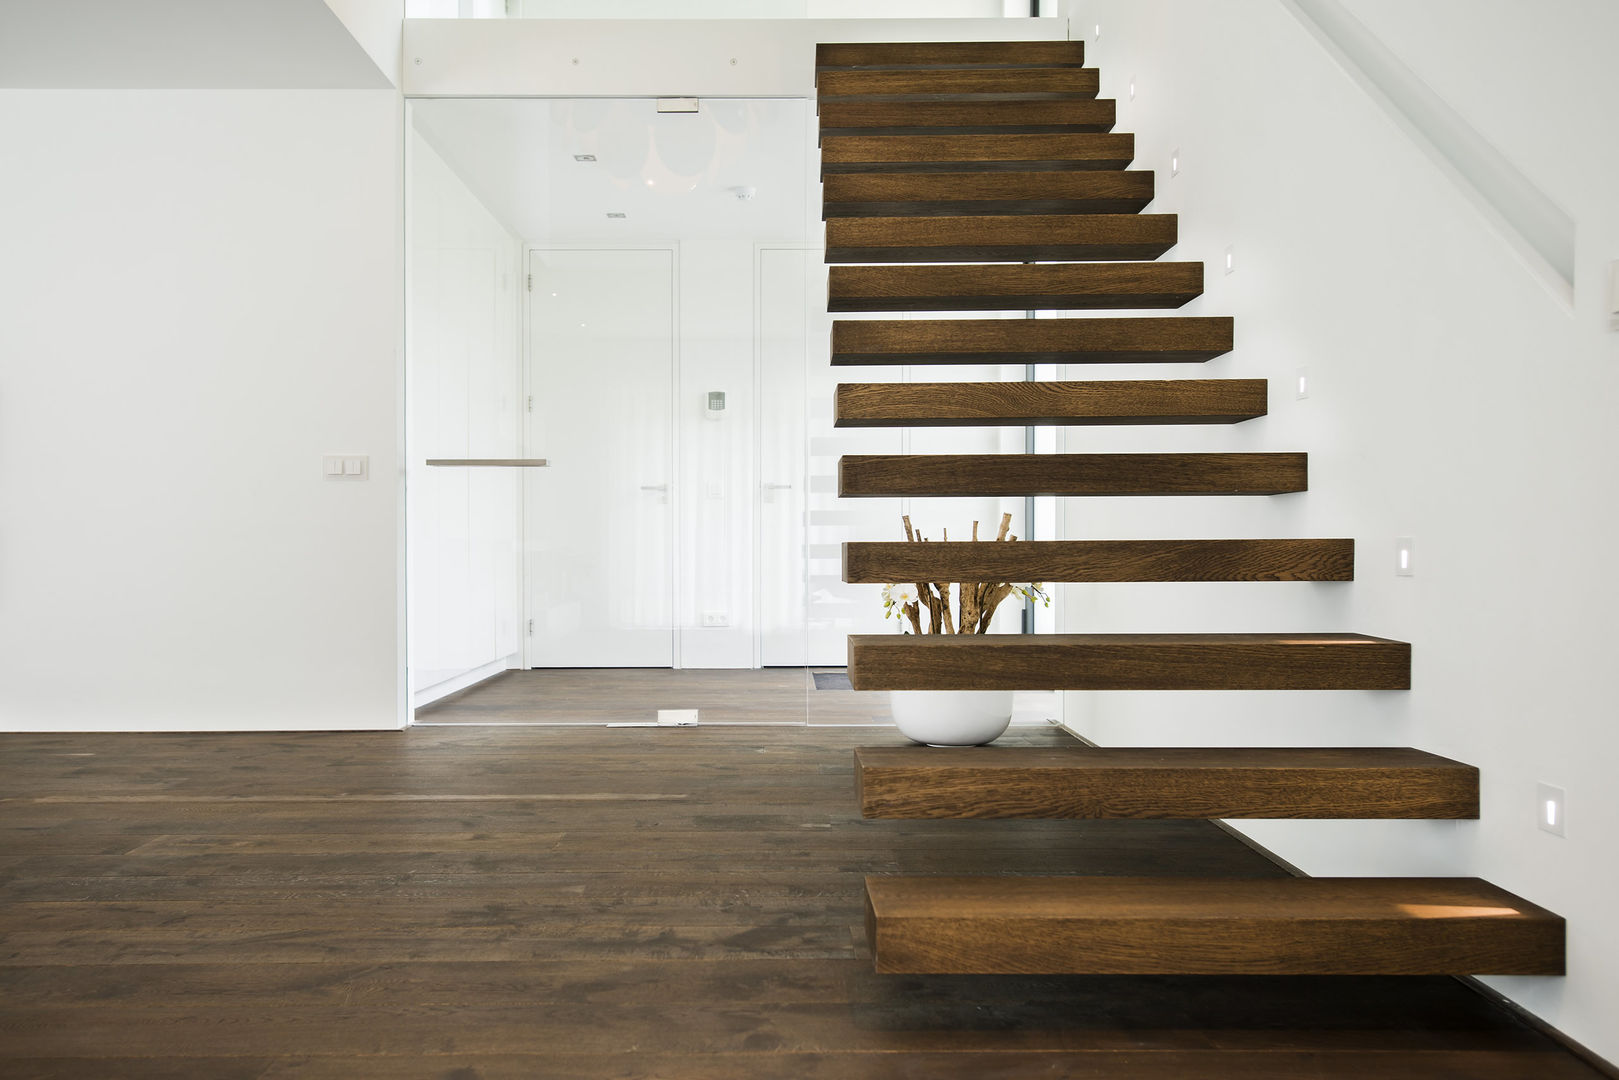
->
{"left": 822, "top": 172, "right": 1157, "bottom": 215}
{"left": 831, "top": 315, "right": 1234, "bottom": 364}
{"left": 842, "top": 537, "right": 1356, "bottom": 582}
{"left": 817, "top": 38, "right": 1563, "bottom": 979}
{"left": 864, "top": 877, "right": 1565, "bottom": 976}
{"left": 855, "top": 746, "right": 1478, "bottom": 819}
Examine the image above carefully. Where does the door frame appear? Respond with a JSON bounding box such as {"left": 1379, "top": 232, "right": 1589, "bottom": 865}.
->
{"left": 520, "top": 243, "right": 682, "bottom": 670}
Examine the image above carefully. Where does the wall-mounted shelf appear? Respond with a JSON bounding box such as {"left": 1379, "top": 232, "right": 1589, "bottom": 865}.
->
{"left": 425, "top": 459, "right": 548, "bottom": 467}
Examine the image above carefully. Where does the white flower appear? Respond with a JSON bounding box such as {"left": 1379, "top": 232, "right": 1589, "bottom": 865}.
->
{"left": 880, "top": 583, "right": 918, "bottom": 613}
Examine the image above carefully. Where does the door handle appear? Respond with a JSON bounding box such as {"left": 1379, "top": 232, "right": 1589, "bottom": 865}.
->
{"left": 640, "top": 484, "right": 669, "bottom": 491}
{"left": 762, "top": 483, "right": 793, "bottom": 490}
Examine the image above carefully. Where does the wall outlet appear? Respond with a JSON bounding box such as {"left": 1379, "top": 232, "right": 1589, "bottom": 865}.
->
{"left": 1537, "top": 783, "right": 1566, "bottom": 837}
{"left": 701, "top": 611, "right": 728, "bottom": 627}
{"left": 657, "top": 709, "right": 699, "bottom": 726}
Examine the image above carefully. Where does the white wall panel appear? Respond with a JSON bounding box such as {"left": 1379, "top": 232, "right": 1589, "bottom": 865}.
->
{"left": 0, "top": 89, "right": 402, "bottom": 730}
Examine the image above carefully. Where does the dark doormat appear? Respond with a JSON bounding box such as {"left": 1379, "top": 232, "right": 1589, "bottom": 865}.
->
{"left": 812, "top": 671, "right": 853, "bottom": 691}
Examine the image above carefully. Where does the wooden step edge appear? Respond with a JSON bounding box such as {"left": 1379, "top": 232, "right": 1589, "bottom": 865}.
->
{"left": 823, "top": 197, "right": 1157, "bottom": 220}
{"left": 841, "top": 538, "right": 1355, "bottom": 583}
{"left": 815, "top": 67, "right": 1102, "bottom": 105}
{"left": 864, "top": 875, "right": 1565, "bottom": 975}
{"left": 818, "top": 100, "right": 1119, "bottom": 141}
{"left": 824, "top": 216, "right": 1176, "bottom": 262}
{"left": 833, "top": 379, "right": 1261, "bottom": 427}
{"left": 815, "top": 42, "right": 1086, "bottom": 77}
{"left": 827, "top": 262, "right": 1204, "bottom": 313}
{"left": 837, "top": 452, "right": 1307, "bottom": 499}
{"left": 853, "top": 746, "right": 1478, "bottom": 820}
{"left": 820, "top": 132, "right": 1135, "bottom": 175}
{"left": 845, "top": 633, "right": 1410, "bottom": 691}
{"left": 830, "top": 316, "right": 1234, "bottom": 365}
{"left": 815, "top": 67, "right": 1094, "bottom": 95}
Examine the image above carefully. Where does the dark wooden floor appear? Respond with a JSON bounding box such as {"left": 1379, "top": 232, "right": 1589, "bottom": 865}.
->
{"left": 415, "top": 667, "right": 1059, "bottom": 727}
{"left": 0, "top": 726, "right": 1601, "bottom": 1079}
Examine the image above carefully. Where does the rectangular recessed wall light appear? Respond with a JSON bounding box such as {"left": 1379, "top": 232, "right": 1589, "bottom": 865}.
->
{"left": 606, "top": 212, "right": 627, "bottom": 219}
{"left": 573, "top": 154, "right": 597, "bottom": 162}
{"left": 1537, "top": 783, "right": 1566, "bottom": 837}
{"left": 1395, "top": 536, "right": 1414, "bottom": 576}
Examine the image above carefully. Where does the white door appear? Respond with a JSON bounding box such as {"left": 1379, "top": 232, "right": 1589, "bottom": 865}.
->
{"left": 525, "top": 249, "right": 675, "bottom": 668}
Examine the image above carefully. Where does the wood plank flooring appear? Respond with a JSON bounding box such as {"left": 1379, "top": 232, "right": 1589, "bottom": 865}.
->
{"left": 0, "top": 725, "right": 1603, "bottom": 1079}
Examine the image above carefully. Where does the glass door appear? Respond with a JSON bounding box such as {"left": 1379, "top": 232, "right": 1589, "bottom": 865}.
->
{"left": 524, "top": 248, "right": 676, "bottom": 668}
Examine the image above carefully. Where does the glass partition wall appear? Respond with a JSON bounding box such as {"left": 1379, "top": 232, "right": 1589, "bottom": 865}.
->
{"left": 405, "top": 95, "right": 1059, "bottom": 729}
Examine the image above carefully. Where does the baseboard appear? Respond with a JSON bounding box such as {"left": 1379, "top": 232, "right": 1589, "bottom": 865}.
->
{"left": 412, "top": 656, "right": 517, "bottom": 712}
{"left": 1454, "top": 976, "right": 1619, "bottom": 1079}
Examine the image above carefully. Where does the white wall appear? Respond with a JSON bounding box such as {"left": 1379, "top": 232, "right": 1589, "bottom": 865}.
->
{"left": 407, "top": 129, "right": 524, "bottom": 701}
{"left": 0, "top": 89, "right": 403, "bottom": 731}
{"left": 0, "top": 1, "right": 391, "bottom": 89}
{"left": 1064, "top": 0, "right": 1619, "bottom": 1059}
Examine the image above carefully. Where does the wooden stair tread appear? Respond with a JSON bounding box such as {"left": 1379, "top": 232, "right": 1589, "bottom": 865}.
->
{"left": 823, "top": 171, "right": 1154, "bottom": 217}
{"left": 821, "top": 132, "right": 1134, "bottom": 174}
{"left": 841, "top": 538, "right": 1354, "bottom": 583}
{"left": 829, "top": 262, "right": 1202, "bottom": 312}
{"left": 828, "top": 182, "right": 1159, "bottom": 226}
{"left": 846, "top": 633, "right": 1410, "bottom": 691}
{"left": 834, "top": 379, "right": 1262, "bottom": 426}
{"left": 854, "top": 746, "right": 1478, "bottom": 820}
{"left": 816, "top": 41, "right": 1086, "bottom": 73}
{"left": 817, "top": 67, "right": 1100, "bottom": 102}
{"left": 826, "top": 214, "right": 1174, "bottom": 263}
{"left": 838, "top": 452, "right": 1306, "bottom": 497}
{"left": 820, "top": 99, "right": 1117, "bottom": 137}
{"left": 864, "top": 876, "right": 1565, "bottom": 975}
{"left": 831, "top": 316, "right": 1233, "bottom": 364}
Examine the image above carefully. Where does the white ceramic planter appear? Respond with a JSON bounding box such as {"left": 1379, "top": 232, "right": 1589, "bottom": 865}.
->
{"left": 889, "top": 690, "right": 1014, "bottom": 747}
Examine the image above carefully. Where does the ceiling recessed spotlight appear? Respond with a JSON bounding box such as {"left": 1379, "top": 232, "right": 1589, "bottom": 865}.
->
{"left": 606, "top": 212, "right": 627, "bottom": 219}
{"left": 646, "top": 179, "right": 655, "bottom": 187}
{"left": 573, "top": 154, "right": 597, "bottom": 162}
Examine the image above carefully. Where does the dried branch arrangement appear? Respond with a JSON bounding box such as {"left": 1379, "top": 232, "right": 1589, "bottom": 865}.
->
{"left": 880, "top": 513, "right": 1050, "bottom": 635}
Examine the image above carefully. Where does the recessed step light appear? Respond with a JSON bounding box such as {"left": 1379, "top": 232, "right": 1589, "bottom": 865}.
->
{"left": 606, "top": 212, "right": 627, "bottom": 219}
{"left": 573, "top": 153, "right": 597, "bottom": 162}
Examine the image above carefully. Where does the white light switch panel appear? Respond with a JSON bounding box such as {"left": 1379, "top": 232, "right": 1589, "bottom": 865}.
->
{"left": 324, "top": 454, "right": 368, "bottom": 480}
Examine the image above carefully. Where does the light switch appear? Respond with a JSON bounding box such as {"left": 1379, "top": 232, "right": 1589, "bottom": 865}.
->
{"left": 325, "top": 454, "right": 367, "bottom": 480}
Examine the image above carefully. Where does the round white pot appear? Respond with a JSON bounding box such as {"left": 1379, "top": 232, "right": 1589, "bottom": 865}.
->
{"left": 889, "top": 689, "right": 1014, "bottom": 747}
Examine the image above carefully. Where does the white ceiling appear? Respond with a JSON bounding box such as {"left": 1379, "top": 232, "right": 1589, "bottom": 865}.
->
{"left": 0, "top": 0, "right": 391, "bottom": 89}
{"left": 410, "top": 97, "right": 814, "bottom": 245}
